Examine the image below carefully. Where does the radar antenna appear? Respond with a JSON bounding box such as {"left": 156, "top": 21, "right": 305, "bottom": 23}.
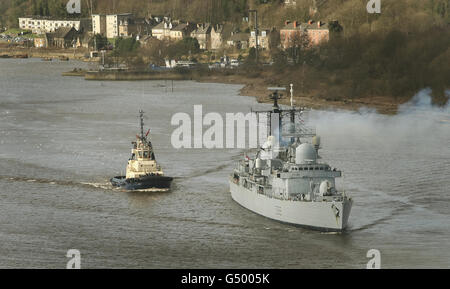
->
{"left": 268, "top": 87, "right": 286, "bottom": 113}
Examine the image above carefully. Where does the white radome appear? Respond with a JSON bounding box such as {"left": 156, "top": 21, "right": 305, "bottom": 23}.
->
{"left": 295, "top": 143, "right": 317, "bottom": 164}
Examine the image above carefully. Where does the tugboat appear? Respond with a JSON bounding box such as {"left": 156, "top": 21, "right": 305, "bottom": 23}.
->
{"left": 110, "top": 110, "right": 173, "bottom": 191}
{"left": 229, "top": 86, "right": 352, "bottom": 231}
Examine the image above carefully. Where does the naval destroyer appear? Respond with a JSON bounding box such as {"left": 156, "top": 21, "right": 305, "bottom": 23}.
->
{"left": 110, "top": 110, "right": 173, "bottom": 191}
{"left": 229, "top": 87, "right": 352, "bottom": 231}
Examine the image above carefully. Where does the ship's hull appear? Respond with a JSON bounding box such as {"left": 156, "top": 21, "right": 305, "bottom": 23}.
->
{"left": 230, "top": 181, "right": 352, "bottom": 232}
{"left": 111, "top": 175, "right": 173, "bottom": 191}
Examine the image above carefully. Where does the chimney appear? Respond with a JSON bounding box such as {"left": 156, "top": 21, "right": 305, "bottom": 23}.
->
{"left": 293, "top": 21, "right": 297, "bottom": 28}
{"left": 317, "top": 21, "right": 321, "bottom": 28}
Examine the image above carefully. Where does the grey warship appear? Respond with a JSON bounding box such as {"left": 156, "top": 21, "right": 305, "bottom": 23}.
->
{"left": 111, "top": 110, "right": 173, "bottom": 191}
{"left": 230, "top": 87, "right": 352, "bottom": 231}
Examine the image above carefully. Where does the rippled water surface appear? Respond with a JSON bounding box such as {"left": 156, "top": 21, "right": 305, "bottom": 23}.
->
{"left": 0, "top": 59, "right": 449, "bottom": 268}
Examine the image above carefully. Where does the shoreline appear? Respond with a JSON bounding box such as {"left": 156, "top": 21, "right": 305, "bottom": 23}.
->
{"left": 195, "top": 74, "right": 403, "bottom": 115}
{"left": 0, "top": 47, "right": 405, "bottom": 114}
{"left": 0, "top": 46, "right": 90, "bottom": 61}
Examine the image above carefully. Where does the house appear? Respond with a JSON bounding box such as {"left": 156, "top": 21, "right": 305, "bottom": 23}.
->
{"left": 249, "top": 29, "right": 272, "bottom": 50}
{"left": 280, "top": 20, "right": 303, "bottom": 49}
{"left": 191, "top": 23, "right": 211, "bottom": 50}
{"left": 284, "top": 0, "right": 297, "bottom": 5}
{"left": 210, "top": 24, "right": 224, "bottom": 50}
{"left": 76, "top": 32, "right": 93, "bottom": 48}
{"left": 227, "top": 32, "right": 249, "bottom": 50}
{"left": 280, "top": 20, "right": 329, "bottom": 49}
{"left": 169, "top": 22, "right": 194, "bottom": 41}
{"left": 47, "top": 27, "right": 79, "bottom": 48}
{"left": 34, "top": 37, "right": 47, "bottom": 48}
{"left": 151, "top": 21, "right": 173, "bottom": 40}
{"left": 106, "top": 13, "right": 134, "bottom": 38}
{"left": 304, "top": 20, "right": 330, "bottom": 46}
{"left": 118, "top": 18, "right": 138, "bottom": 38}
{"left": 134, "top": 18, "right": 153, "bottom": 37}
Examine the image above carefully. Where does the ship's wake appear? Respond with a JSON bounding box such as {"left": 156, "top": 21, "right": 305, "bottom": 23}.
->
{"left": 179, "top": 162, "right": 232, "bottom": 179}
{"left": 0, "top": 174, "right": 113, "bottom": 191}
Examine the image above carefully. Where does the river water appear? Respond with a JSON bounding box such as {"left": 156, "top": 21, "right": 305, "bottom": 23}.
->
{"left": 0, "top": 58, "right": 449, "bottom": 268}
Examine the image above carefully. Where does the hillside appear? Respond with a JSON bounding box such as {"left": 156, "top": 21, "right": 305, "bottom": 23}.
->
{"left": 1, "top": 0, "right": 449, "bottom": 107}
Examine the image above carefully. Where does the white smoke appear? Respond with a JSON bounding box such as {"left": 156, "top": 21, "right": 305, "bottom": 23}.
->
{"left": 308, "top": 88, "right": 450, "bottom": 145}
{"left": 303, "top": 88, "right": 450, "bottom": 175}
{"left": 398, "top": 88, "right": 449, "bottom": 115}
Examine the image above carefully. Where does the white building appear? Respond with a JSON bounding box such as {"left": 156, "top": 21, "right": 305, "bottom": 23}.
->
{"left": 151, "top": 21, "right": 173, "bottom": 40}
{"left": 92, "top": 14, "right": 106, "bottom": 36}
{"left": 18, "top": 17, "right": 89, "bottom": 34}
{"left": 105, "top": 13, "right": 133, "bottom": 39}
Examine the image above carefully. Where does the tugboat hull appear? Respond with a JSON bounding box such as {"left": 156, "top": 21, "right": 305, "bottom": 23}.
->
{"left": 111, "top": 175, "right": 173, "bottom": 191}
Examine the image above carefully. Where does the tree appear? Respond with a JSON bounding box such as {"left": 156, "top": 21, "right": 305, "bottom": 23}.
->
{"left": 167, "top": 37, "right": 200, "bottom": 59}
{"left": 245, "top": 47, "right": 257, "bottom": 65}
{"left": 287, "top": 32, "right": 310, "bottom": 64}
{"left": 113, "top": 37, "right": 140, "bottom": 56}
{"left": 92, "top": 34, "right": 108, "bottom": 50}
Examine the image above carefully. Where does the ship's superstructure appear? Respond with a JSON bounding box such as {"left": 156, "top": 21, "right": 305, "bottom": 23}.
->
{"left": 230, "top": 87, "right": 352, "bottom": 231}
{"left": 111, "top": 110, "right": 172, "bottom": 191}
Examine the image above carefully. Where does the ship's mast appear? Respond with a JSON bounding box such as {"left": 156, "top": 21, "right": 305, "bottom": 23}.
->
{"left": 139, "top": 110, "right": 145, "bottom": 140}
{"left": 268, "top": 88, "right": 283, "bottom": 145}
{"left": 290, "top": 84, "right": 295, "bottom": 143}
{"left": 253, "top": 86, "right": 315, "bottom": 147}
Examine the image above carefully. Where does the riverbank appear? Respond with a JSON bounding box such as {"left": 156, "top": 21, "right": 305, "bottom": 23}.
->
{"left": 195, "top": 72, "right": 404, "bottom": 115}
{"left": 84, "top": 70, "right": 190, "bottom": 81}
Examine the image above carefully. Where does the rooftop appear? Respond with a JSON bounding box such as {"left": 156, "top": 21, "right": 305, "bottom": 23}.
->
{"left": 19, "top": 15, "right": 88, "bottom": 21}
{"left": 282, "top": 20, "right": 329, "bottom": 31}
{"left": 50, "top": 27, "right": 76, "bottom": 38}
